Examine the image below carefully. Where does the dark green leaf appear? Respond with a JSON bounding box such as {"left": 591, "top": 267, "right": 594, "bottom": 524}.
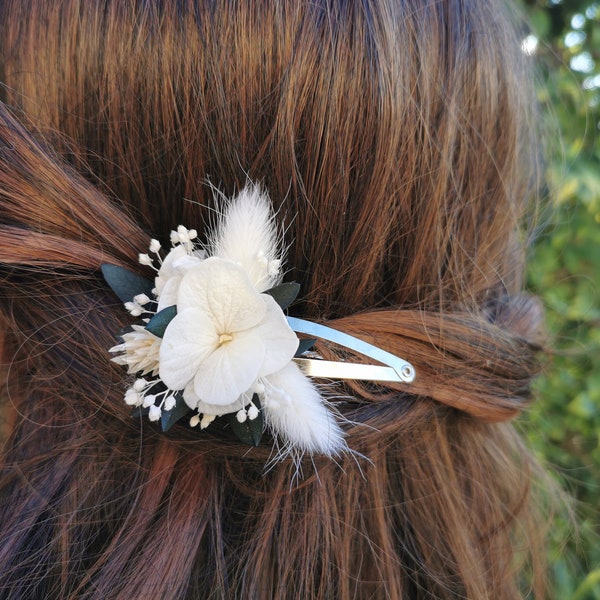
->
{"left": 225, "top": 395, "right": 263, "bottom": 446}
{"left": 130, "top": 405, "right": 150, "bottom": 419}
{"left": 295, "top": 338, "right": 316, "bottom": 357}
{"left": 145, "top": 305, "right": 177, "bottom": 337}
{"left": 102, "top": 264, "right": 154, "bottom": 304}
{"left": 161, "top": 393, "right": 191, "bottom": 432}
{"left": 264, "top": 282, "right": 300, "bottom": 310}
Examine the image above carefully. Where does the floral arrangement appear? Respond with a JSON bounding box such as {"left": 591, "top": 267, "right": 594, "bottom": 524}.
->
{"left": 104, "top": 186, "right": 346, "bottom": 457}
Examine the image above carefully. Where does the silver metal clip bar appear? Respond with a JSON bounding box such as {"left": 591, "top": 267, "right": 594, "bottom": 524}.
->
{"left": 287, "top": 317, "right": 415, "bottom": 383}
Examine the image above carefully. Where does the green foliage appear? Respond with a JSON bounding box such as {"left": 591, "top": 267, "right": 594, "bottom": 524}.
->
{"left": 518, "top": 1, "right": 600, "bottom": 597}
{"left": 145, "top": 305, "right": 178, "bottom": 337}
{"left": 264, "top": 282, "right": 301, "bottom": 310}
{"left": 101, "top": 264, "right": 154, "bottom": 304}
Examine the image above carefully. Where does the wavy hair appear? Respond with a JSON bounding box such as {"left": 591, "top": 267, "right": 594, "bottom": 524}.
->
{"left": 0, "top": 1, "right": 552, "bottom": 598}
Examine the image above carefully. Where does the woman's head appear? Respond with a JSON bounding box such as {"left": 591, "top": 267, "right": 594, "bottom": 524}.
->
{"left": 0, "top": 1, "right": 550, "bottom": 598}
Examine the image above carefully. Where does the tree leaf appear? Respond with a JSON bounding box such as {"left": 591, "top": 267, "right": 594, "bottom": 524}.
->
{"left": 264, "top": 282, "right": 300, "bottom": 310}
{"left": 295, "top": 338, "right": 317, "bottom": 357}
{"left": 161, "top": 392, "right": 191, "bottom": 432}
{"left": 145, "top": 305, "right": 177, "bottom": 337}
{"left": 225, "top": 395, "right": 263, "bottom": 446}
{"left": 102, "top": 264, "right": 154, "bottom": 303}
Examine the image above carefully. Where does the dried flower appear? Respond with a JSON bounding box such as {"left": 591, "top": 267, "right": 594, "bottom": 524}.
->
{"left": 159, "top": 257, "right": 298, "bottom": 411}
{"left": 110, "top": 325, "right": 161, "bottom": 376}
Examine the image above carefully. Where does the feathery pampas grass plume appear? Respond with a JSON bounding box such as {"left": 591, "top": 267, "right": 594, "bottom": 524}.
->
{"left": 263, "top": 363, "right": 346, "bottom": 457}
{"left": 208, "top": 184, "right": 284, "bottom": 292}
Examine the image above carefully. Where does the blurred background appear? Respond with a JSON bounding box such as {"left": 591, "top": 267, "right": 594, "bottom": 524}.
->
{"left": 518, "top": 1, "right": 600, "bottom": 597}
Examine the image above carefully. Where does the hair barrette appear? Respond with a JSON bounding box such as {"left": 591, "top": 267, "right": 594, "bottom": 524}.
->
{"left": 103, "top": 185, "right": 415, "bottom": 458}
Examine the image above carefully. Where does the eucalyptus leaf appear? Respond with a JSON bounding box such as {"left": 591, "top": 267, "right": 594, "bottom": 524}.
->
{"left": 102, "top": 264, "right": 154, "bottom": 304}
{"left": 295, "top": 338, "right": 317, "bottom": 357}
{"left": 225, "top": 396, "right": 263, "bottom": 446}
{"left": 145, "top": 305, "right": 177, "bottom": 338}
{"left": 264, "top": 282, "right": 300, "bottom": 310}
{"left": 130, "top": 405, "right": 150, "bottom": 420}
{"left": 161, "top": 393, "right": 191, "bottom": 432}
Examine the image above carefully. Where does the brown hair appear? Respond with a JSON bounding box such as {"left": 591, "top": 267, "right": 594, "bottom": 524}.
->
{"left": 0, "top": 1, "right": 551, "bottom": 598}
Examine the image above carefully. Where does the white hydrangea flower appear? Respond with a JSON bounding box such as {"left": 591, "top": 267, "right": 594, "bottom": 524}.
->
{"left": 109, "top": 325, "right": 162, "bottom": 376}
{"left": 159, "top": 257, "right": 298, "bottom": 411}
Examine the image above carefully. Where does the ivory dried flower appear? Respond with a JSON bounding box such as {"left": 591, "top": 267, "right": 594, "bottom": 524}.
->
{"left": 159, "top": 257, "right": 298, "bottom": 411}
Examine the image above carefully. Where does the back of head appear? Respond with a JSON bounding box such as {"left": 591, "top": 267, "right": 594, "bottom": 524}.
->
{"left": 0, "top": 1, "right": 549, "bottom": 598}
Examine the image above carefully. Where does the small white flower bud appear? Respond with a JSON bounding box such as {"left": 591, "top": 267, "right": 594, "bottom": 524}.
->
{"left": 190, "top": 414, "right": 201, "bottom": 427}
{"left": 134, "top": 293, "right": 151, "bottom": 305}
{"left": 200, "top": 414, "right": 216, "bottom": 429}
{"left": 139, "top": 253, "right": 153, "bottom": 266}
{"left": 148, "top": 405, "right": 161, "bottom": 421}
{"left": 164, "top": 396, "right": 176, "bottom": 411}
{"left": 176, "top": 225, "right": 189, "bottom": 242}
{"left": 125, "top": 389, "right": 140, "bottom": 406}
{"left": 170, "top": 230, "right": 180, "bottom": 244}
{"left": 187, "top": 229, "right": 198, "bottom": 240}
{"left": 236, "top": 409, "right": 247, "bottom": 423}
{"left": 254, "top": 382, "right": 265, "bottom": 394}
{"left": 133, "top": 378, "right": 147, "bottom": 392}
{"left": 247, "top": 404, "right": 259, "bottom": 420}
{"left": 129, "top": 306, "right": 143, "bottom": 317}
{"left": 149, "top": 239, "right": 161, "bottom": 253}
{"left": 142, "top": 394, "right": 156, "bottom": 408}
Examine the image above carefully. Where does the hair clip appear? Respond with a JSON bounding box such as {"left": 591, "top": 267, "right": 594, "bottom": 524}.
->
{"left": 103, "top": 185, "right": 415, "bottom": 458}
{"left": 289, "top": 317, "right": 415, "bottom": 383}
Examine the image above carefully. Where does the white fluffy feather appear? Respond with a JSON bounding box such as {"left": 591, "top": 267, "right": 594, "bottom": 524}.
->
{"left": 262, "top": 363, "right": 346, "bottom": 457}
{"left": 209, "top": 184, "right": 283, "bottom": 292}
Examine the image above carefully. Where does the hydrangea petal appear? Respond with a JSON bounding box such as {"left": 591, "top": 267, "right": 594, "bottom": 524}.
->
{"left": 183, "top": 380, "right": 250, "bottom": 415}
{"left": 159, "top": 307, "right": 218, "bottom": 390}
{"left": 176, "top": 258, "right": 266, "bottom": 332}
{"left": 155, "top": 246, "right": 204, "bottom": 311}
{"left": 255, "top": 294, "right": 299, "bottom": 377}
{"left": 156, "top": 277, "right": 180, "bottom": 312}
{"left": 192, "top": 331, "right": 265, "bottom": 406}
{"left": 155, "top": 245, "right": 188, "bottom": 295}
{"left": 182, "top": 380, "right": 200, "bottom": 410}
